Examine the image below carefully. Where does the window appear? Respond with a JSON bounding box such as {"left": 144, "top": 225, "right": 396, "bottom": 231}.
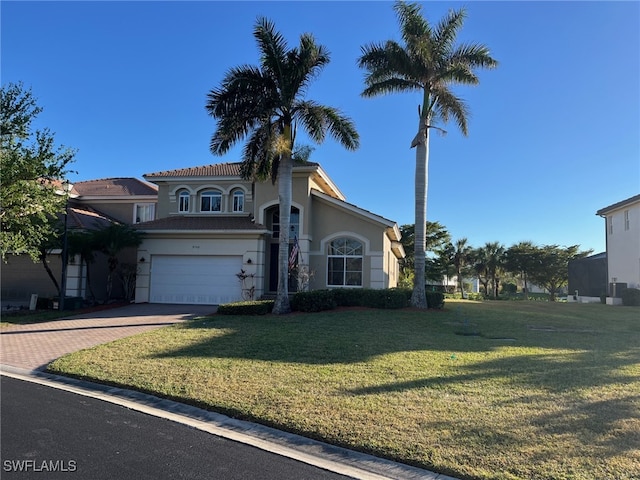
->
{"left": 327, "top": 237, "right": 363, "bottom": 287}
{"left": 271, "top": 207, "right": 299, "bottom": 239}
{"left": 608, "top": 216, "right": 613, "bottom": 235}
{"left": 200, "top": 190, "right": 222, "bottom": 212}
{"left": 134, "top": 203, "right": 155, "bottom": 223}
{"left": 233, "top": 190, "right": 244, "bottom": 212}
{"left": 178, "top": 191, "right": 190, "bottom": 213}
{"left": 624, "top": 210, "right": 630, "bottom": 231}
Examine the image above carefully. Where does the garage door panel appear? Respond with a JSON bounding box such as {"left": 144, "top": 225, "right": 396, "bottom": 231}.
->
{"left": 150, "top": 255, "right": 242, "bottom": 305}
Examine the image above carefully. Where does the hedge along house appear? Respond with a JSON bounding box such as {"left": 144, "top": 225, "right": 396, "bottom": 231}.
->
{"left": 134, "top": 162, "right": 404, "bottom": 305}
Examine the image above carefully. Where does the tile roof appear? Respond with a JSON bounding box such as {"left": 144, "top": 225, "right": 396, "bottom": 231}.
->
{"left": 134, "top": 215, "right": 267, "bottom": 231}
{"left": 144, "top": 161, "right": 322, "bottom": 179}
{"left": 67, "top": 206, "right": 119, "bottom": 230}
{"left": 144, "top": 163, "right": 242, "bottom": 178}
{"left": 596, "top": 194, "right": 640, "bottom": 216}
{"left": 73, "top": 178, "right": 158, "bottom": 196}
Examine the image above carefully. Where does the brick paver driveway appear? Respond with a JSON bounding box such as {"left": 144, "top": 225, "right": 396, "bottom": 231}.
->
{"left": 1, "top": 304, "right": 216, "bottom": 371}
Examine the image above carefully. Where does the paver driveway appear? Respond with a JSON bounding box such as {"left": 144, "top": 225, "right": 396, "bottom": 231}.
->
{"left": 0, "top": 304, "right": 216, "bottom": 371}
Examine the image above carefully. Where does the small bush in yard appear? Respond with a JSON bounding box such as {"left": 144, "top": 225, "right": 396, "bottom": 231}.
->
{"left": 621, "top": 288, "right": 640, "bottom": 306}
{"left": 217, "top": 300, "right": 274, "bottom": 315}
{"left": 426, "top": 291, "right": 445, "bottom": 309}
{"left": 291, "top": 290, "right": 337, "bottom": 312}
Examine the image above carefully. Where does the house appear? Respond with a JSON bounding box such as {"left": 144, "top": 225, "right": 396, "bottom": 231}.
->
{"left": 134, "top": 162, "right": 404, "bottom": 305}
{"left": 1, "top": 178, "right": 158, "bottom": 305}
{"left": 596, "top": 194, "right": 640, "bottom": 297}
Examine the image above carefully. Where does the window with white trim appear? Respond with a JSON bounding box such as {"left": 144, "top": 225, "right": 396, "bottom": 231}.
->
{"left": 233, "top": 190, "right": 244, "bottom": 212}
{"left": 134, "top": 203, "right": 155, "bottom": 223}
{"left": 178, "top": 191, "right": 190, "bottom": 213}
{"left": 200, "top": 190, "right": 222, "bottom": 212}
{"left": 327, "top": 237, "right": 363, "bottom": 287}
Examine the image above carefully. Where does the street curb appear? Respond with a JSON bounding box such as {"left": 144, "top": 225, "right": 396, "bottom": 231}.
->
{"left": 0, "top": 364, "right": 458, "bottom": 480}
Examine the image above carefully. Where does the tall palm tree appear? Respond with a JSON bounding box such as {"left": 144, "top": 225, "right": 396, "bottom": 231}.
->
{"left": 358, "top": 1, "right": 497, "bottom": 308}
{"left": 206, "top": 18, "right": 359, "bottom": 314}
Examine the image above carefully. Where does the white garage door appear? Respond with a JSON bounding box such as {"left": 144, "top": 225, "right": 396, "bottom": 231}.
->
{"left": 150, "top": 255, "right": 243, "bottom": 305}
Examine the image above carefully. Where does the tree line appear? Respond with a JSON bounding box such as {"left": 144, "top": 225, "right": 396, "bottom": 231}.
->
{"left": 399, "top": 223, "right": 592, "bottom": 301}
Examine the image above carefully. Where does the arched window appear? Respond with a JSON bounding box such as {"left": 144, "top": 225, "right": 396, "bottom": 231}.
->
{"left": 178, "top": 191, "right": 190, "bottom": 213}
{"left": 327, "top": 237, "right": 363, "bottom": 287}
{"left": 200, "top": 190, "right": 222, "bottom": 212}
{"left": 232, "top": 190, "right": 244, "bottom": 212}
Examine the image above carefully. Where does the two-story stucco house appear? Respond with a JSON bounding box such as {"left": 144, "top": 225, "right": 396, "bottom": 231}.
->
{"left": 596, "top": 194, "right": 640, "bottom": 295}
{"left": 134, "top": 162, "right": 404, "bottom": 305}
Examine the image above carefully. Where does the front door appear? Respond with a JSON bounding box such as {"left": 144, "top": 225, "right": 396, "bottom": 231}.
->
{"left": 268, "top": 243, "right": 298, "bottom": 293}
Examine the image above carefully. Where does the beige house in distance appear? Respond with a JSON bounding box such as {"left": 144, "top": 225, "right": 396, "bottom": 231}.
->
{"left": 134, "top": 162, "right": 404, "bottom": 305}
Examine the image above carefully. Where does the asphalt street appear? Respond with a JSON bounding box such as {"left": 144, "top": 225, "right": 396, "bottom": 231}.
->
{"left": 1, "top": 376, "right": 353, "bottom": 480}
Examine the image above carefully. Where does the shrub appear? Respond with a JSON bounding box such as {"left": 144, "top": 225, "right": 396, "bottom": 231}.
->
{"left": 426, "top": 291, "right": 445, "bottom": 309}
{"left": 217, "top": 300, "right": 274, "bottom": 315}
{"left": 621, "top": 288, "right": 640, "bottom": 307}
{"left": 291, "top": 290, "right": 337, "bottom": 312}
{"left": 330, "top": 288, "right": 362, "bottom": 307}
{"left": 359, "top": 288, "right": 409, "bottom": 309}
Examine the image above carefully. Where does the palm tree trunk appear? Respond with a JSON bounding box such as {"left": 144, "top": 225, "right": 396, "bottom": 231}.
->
{"left": 411, "top": 116, "right": 429, "bottom": 309}
{"left": 273, "top": 144, "right": 293, "bottom": 315}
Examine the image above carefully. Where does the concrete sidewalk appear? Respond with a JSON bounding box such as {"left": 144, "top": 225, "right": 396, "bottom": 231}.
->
{"left": 0, "top": 303, "right": 457, "bottom": 480}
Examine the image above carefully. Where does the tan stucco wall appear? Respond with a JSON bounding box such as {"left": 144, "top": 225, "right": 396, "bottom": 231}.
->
{"left": 1, "top": 254, "right": 62, "bottom": 301}
{"left": 135, "top": 233, "right": 265, "bottom": 303}
{"left": 155, "top": 181, "right": 254, "bottom": 217}
{"left": 75, "top": 200, "right": 139, "bottom": 224}
{"left": 306, "top": 197, "right": 392, "bottom": 290}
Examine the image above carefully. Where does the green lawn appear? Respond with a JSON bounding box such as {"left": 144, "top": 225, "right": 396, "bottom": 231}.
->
{"left": 48, "top": 300, "right": 640, "bottom": 480}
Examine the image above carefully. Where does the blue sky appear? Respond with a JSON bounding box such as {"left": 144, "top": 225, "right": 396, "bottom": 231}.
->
{"left": 2, "top": 1, "right": 638, "bottom": 254}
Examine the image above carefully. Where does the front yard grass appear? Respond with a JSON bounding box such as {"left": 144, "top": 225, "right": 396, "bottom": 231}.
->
{"left": 48, "top": 300, "right": 639, "bottom": 480}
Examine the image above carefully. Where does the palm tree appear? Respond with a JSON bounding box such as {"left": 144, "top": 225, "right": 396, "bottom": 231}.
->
{"left": 484, "top": 241, "right": 505, "bottom": 298}
{"left": 206, "top": 18, "right": 359, "bottom": 314}
{"left": 358, "top": 1, "right": 497, "bottom": 308}
{"left": 451, "top": 237, "right": 472, "bottom": 296}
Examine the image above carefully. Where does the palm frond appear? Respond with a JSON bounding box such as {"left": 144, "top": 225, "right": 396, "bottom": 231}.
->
{"left": 432, "top": 86, "right": 469, "bottom": 136}
{"left": 254, "top": 17, "right": 288, "bottom": 81}
{"left": 433, "top": 8, "right": 467, "bottom": 54}
{"left": 296, "top": 102, "right": 359, "bottom": 150}
{"left": 451, "top": 42, "right": 499, "bottom": 70}
{"left": 394, "top": 1, "right": 430, "bottom": 48}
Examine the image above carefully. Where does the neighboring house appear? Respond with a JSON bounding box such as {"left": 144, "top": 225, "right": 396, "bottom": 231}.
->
{"left": 596, "top": 194, "right": 640, "bottom": 295}
{"left": 134, "top": 162, "right": 404, "bottom": 305}
{"left": 1, "top": 178, "right": 158, "bottom": 305}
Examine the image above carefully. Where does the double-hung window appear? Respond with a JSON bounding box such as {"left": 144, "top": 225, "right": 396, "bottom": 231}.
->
{"left": 178, "top": 191, "right": 190, "bottom": 213}
{"left": 233, "top": 190, "right": 244, "bottom": 212}
{"left": 327, "top": 237, "right": 363, "bottom": 287}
